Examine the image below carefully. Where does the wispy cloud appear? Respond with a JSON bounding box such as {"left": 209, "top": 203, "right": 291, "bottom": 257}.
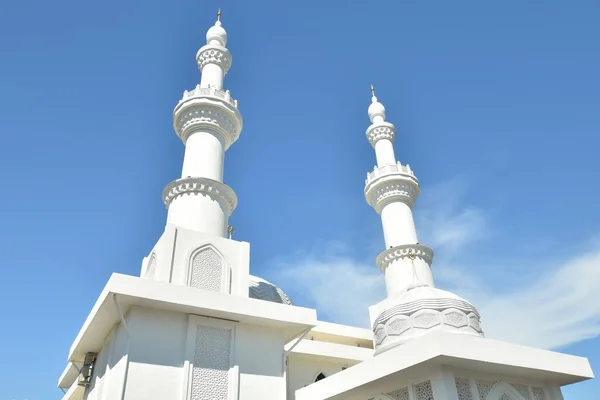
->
{"left": 270, "top": 180, "right": 600, "bottom": 350}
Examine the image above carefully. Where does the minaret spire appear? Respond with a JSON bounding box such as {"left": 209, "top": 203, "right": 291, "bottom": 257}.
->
{"left": 363, "top": 90, "right": 434, "bottom": 296}
{"left": 162, "top": 15, "right": 242, "bottom": 236}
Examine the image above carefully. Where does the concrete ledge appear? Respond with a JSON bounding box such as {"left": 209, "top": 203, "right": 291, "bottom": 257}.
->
{"left": 57, "top": 361, "right": 80, "bottom": 389}
{"left": 287, "top": 339, "right": 374, "bottom": 363}
{"left": 295, "top": 331, "right": 594, "bottom": 400}
{"left": 60, "top": 380, "right": 84, "bottom": 400}
{"left": 67, "top": 273, "right": 318, "bottom": 361}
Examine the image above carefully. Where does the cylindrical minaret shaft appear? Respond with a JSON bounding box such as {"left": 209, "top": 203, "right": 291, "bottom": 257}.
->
{"left": 163, "top": 13, "right": 242, "bottom": 236}
{"left": 364, "top": 87, "right": 434, "bottom": 296}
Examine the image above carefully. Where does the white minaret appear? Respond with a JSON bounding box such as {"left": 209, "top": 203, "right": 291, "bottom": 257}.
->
{"left": 365, "top": 87, "right": 484, "bottom": 354}
{"left": 140, "top": 11, "right": 250, "bottom": 295}
{"left": 364, "top": 86, "right": 434, "bottom": 297}
{"left": 163, "top": 11, "right": 242, "bottom": 237}
{"left": 163, "top": 9, "right": 242, "bottom": 237}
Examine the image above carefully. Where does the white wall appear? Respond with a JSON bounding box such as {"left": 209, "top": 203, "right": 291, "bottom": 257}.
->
{"left": 287, "top": 356, "right": 354, "bottom": 400}
{"left": 85, "top": 306, "right": 290, "bottom": 400}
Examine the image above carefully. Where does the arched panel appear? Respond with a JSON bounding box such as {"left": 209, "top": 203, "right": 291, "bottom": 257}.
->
{"left": 145, "top": 253, "right": 157, "bottom": 280}
{"left": 486, "top": 382, "right": 526, "bottom": 400}
{"left": 189, "top": 245, "right": 230, "bottom": 293}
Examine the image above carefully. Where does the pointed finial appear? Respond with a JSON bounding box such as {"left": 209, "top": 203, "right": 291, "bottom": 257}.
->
{"left": 370, "top": 84, "right": 375, "bottom": 97}
{"left": 217, "top": 8, "right": 222, "bottom": 21}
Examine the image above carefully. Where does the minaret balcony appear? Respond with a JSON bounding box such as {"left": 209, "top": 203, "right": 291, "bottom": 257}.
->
{"left": 364, "top": 163, "right": 420, "bottom": 212}
{"left": 177, "top": 85, "right": 238, "bottom": 109}
{"left": 173, "top": 85, "right": 243, "bottom": 148}
{"left": 365, "top": 162, "right": 415, "bottom": 185}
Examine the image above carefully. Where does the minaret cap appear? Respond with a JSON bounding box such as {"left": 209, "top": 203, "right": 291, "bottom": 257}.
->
{"left": 206, "top": 9, "right": 227, "bottom": 46}
{"left": 368, "top": 84, "right": 386, "bottom": 122}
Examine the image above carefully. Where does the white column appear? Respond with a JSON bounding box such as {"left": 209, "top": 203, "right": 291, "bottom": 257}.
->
{"left": 181, "top": 131, "right": 225, "bottom": 181}
{"left": 374, "top": 139, "right": 396, "bottom": 167}
{"left": 380, "top": 202, "right": 418, "bottom": 248}
{"left": 200, "top": 63, "right": 224, "bottom": 89}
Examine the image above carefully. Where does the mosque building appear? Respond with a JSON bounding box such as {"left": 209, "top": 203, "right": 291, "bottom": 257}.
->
{"left": 57, "top": 11, "right": 594, "bottom": 400}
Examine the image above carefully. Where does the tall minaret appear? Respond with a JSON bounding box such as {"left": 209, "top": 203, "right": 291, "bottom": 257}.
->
{"left": 163, "top": 10, "right": 243, "bottom": 236}
{"left": 365, "top": 87, "right": 483, "bottom": 354}
{"left": 142, "top": 12, "right": 249, "bottom": 295}
{"left": 364, "top": 86, "right": 434, "bottom": 297}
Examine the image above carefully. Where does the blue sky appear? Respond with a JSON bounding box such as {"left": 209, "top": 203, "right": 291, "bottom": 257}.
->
{"left": 0, "top": 0, "right": 598, "bottom": 399}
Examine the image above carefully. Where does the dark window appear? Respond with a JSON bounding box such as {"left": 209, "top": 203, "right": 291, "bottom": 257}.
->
{"left": 315, "top": 372, "right": 326, "bottom": 382}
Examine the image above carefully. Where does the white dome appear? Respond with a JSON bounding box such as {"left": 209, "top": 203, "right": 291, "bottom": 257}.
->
{"left": 206, "top": 21, "right": 227, "bottom": 46}
{"left": 368, "top": 97, "right": 386, "bottom": 122}
{"left": 249, "top": 275, "right": 293, "bottom": 305}
{"left": 372, "top": 286, "right": 484, "bottom": 354}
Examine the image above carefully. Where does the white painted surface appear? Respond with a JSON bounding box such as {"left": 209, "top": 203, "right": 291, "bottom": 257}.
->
{"left": 57, "top": 14, "right": 594, "bottom": 400}
{"left": 181, "top": 130, "right": 225, "bottom": 180}
{"left": 380, "top": 201, "right": 418, "bottom": 248}
{"left": 374, "top": 139, "right": 396, "bottom": 167}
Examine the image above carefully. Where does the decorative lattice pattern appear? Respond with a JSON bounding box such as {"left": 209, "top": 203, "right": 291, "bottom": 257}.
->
{"left": 469, "top": 314, "right": 482, "bottom": 331}
{"left": 190, "top": 247, "right": 224, "bottom": 292}
{"left": 500, "top": 394, "right": 515, "bottom": 400}
{"left": 374, "top": 325, "right": 386, "bottom": 343}
{"left": 445, "top": 311, "right": 468, "bottom": 327}
{"left": 145, "top": 253, "right": 156, "bottom": 280}
{"left": 455, "top": 378, "right": 473, "bottom": 400}
{"left": 191, "top": 325, "right": 231, "bottom": 400}
{"left": 532, "top": 387, "right": 546, "bottom": 400}
{"left": 476, "top": 380, "right": 497, "bottom": 400}
{"left": 511, "top": 383, "right": 531, "bottom": 399}
{"left": 414, "top": 312, "right": 440, "bottom": 329}
{"left": 388, "top": 318, "right": 410, "bottom": 335}
{"left": 386, "top": 386, "right": 410, "bottom": 400}
{"left": 414, "top": 380, "right": 434, "bottom": 400}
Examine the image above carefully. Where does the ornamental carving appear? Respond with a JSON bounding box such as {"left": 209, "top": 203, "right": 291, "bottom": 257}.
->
{"left": 413, "top": 311, "right": 441, "bottom": 329}
{"left": 376, "top": 244, "right": 434, "bottom": 272}
{"left": 173, "top": 103, "right": 242, "bottom": 149}
{"left": 372, "top": 299, "right": 484, "bottom": 350}
{"left": 366, "top": 122, "right": 396, "bottom": 147}
{"left": 196, "top": 45, "right": 232, "bottom": 74}
{"left": 365, "top": 174, "right": 420, "bottom": 212}
{"left": 191, "top": 325, "right": 231, "bottom": 400}
{"left": 162, "top": 177, "right": 238, "bottom": 215}
{"left": 414, "top": 380, "right": 434, "bottom": 400}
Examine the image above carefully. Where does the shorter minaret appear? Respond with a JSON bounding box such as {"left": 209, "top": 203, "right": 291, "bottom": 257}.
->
{"left": 365, "top": 87, "right": 484, "bottom": 354}
{"left": 364, "top": 86, "right": 434, "bottom": 296}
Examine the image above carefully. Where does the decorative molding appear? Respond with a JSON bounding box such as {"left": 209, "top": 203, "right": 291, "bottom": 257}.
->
{"left": 196, "top": 44, "right": 232, "bottom": 74}
{"left": 364, "top": 173, "right": 420, "bottom": 212}
{"left": 366, "top": 162, "right": 415, "bottom": 186}
{"left": 173, "top": 101, "right": 242, "bottom": 149}
{"left": 376, "top": 243, "right": 434, "bottom": 272}
{"left": 372, "top": 299, "right": 484, "bottom": 347}
{"left": 162, "top": 176, "right": 238, "bottom": 215}
{"left": 178, "top": 85, "right": 238, "bottom": 109}
{"left": 366, "top": 122, "right": 396, "bottom": 147}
